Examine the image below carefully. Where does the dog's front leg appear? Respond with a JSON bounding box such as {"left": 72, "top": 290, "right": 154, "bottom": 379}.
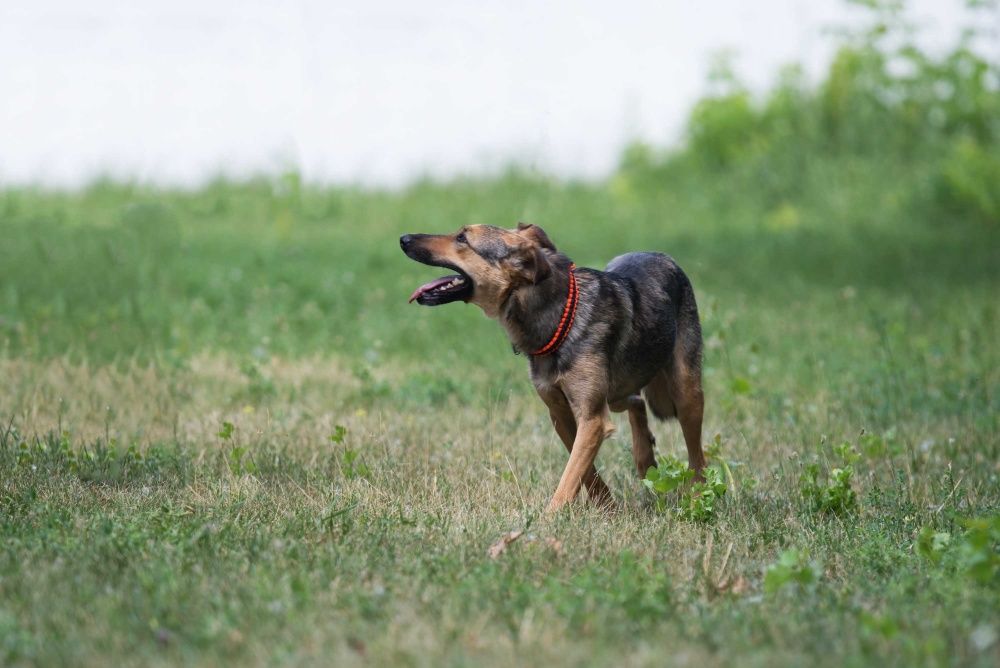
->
{"left": 550, "top": 409, "right": 614, "bottom": 508}
{"left": 538, "top": 387, "right": 613, "bottom": 508}
{"left": 546, "top": 405, "right": 613, "bottom": 512}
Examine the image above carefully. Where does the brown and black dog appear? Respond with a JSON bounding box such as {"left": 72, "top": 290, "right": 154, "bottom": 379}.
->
{"left": 400, "top": 223, "right": 705, "bottom": 512}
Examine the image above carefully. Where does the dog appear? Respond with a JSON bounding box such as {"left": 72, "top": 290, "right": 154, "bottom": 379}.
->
{"left": 400, "top": 222, "right": 705, "bottom": 511}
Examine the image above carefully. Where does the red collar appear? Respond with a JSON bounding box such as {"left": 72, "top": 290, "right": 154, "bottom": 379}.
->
{"left": 531, "top": 263, "right": 579, "bottom": 356}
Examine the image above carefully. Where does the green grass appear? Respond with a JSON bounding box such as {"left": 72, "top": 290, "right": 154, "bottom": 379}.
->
{"left": 0, "top": 174, "right": 997, "bottom": 666}
{"left": 1, "top": 5, "right": 999, "bottom": 661}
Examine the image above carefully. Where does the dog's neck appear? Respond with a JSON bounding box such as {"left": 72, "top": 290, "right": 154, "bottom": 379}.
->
{"left": 500, "top": 255, "right": 576, "bottom": 355}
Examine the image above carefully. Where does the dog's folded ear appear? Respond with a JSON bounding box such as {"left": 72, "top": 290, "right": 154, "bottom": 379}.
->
{"left": 512, "top": 244, "right": 552, "bottom": 285}
{"left": 516, "top": 222, "right": 557, "bottom": 252}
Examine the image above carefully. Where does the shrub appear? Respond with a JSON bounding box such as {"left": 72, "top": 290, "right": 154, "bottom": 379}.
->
{"left": 937, "top": 136, "right": 1000, "bottom": 225}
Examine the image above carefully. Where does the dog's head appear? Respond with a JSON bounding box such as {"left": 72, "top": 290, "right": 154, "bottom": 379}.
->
{"left": 400, "top": 222, "right": 557, "bottom": 317}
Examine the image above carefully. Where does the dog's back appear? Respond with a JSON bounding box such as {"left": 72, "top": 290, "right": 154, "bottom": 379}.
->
{"left": 602, "top": 252, "right": 702, "bottom": 397}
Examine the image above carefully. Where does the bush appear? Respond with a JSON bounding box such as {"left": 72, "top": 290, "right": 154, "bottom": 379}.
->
{"left": 614, "top": 0, "right": 1000, "bottom": 234}
{"left": 937, "top": 136, "right": 1000, "bottom": 225}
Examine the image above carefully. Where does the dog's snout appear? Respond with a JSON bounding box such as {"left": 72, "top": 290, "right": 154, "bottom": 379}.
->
{"left": 400, "top": 234, "right": 413, "bottom": 250}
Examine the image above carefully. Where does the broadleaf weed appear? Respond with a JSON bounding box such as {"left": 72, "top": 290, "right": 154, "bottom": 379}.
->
{"left": 800, "top": 441, "right": 859, "bottom": 514}
{"left": 644, "top": 454, "right": 727, "bottom": 522}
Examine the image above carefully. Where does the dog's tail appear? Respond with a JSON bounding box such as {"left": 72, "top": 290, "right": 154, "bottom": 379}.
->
{"left": 673, "top": 270, "right": 703, "bottom": 375}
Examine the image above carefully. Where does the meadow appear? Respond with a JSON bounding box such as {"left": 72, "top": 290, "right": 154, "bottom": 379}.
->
{"left": 1, "top": 4, "right": 999, "bottom": 666}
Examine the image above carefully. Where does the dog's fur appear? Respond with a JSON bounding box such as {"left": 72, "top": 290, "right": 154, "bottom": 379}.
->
{"left": 400, "top": 223, "right": 705, "bottom": 511}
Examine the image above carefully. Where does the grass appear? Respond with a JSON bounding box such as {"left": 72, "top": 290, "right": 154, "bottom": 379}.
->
{"left": 0, "top": 174, "right": 997, "bottom": 666}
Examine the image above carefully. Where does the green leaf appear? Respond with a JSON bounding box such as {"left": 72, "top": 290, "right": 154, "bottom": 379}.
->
{"left": 730, "top": 376, "right": 752, "bottom": 394}
{"left": 218, "top": 421, "right": 234, "bottom": 440}
{"left": 916, "top": 526, "right": 951, "bottom": 563}
{"left": 329, "top": 425, "right": 348, "bottom": 444}
{"left": 765, "top": 549, "right": 817, "bottom": 594}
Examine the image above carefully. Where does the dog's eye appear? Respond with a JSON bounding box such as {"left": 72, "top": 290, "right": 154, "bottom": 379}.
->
{"left": 456, "top": 232, "right": 467, "bottom": 244}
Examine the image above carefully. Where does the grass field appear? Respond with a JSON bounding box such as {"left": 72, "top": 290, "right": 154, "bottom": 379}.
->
{"left": 1, "top": 174, "right": 997, "bottom": 666}
{"left": 2, "top": 4, "right": 1000, "bottom": 662}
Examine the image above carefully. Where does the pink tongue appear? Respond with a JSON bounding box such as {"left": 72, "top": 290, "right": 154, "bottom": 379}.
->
{"left": 409, "top": 276, "right": 455, "bottom": 303}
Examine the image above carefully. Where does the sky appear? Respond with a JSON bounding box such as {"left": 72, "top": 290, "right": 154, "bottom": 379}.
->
{"left": 0, "top": 0, "right": 983, "bottom": 187}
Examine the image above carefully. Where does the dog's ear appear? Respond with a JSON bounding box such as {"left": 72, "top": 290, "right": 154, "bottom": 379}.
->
{"left": 512, "top": 243, "right": 552, "bottom": 285}
{"left": 516, "top": 222, "right": 557, "bottom": 252}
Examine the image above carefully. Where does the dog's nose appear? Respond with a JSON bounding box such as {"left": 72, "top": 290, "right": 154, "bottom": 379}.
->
{"left": 400, "top": 234, "right": 413, "bottom": 249}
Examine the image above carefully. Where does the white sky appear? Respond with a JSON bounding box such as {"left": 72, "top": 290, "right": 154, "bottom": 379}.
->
{"left": 0, "top": 0, "right": 984, "bottom": 187}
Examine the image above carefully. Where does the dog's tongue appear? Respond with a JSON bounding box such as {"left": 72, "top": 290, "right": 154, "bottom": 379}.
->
{"left": 409, "top": 276, "right": 454, "bottom": 303}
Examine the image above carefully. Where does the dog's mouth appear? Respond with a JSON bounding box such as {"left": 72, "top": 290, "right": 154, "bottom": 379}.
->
{"left": 408, "top": 264, "right": 474, "bottom": 306}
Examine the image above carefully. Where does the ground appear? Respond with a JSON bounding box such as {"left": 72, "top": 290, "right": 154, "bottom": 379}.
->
{"left": 0, "top": 179, "right": 997, "bottom": 666}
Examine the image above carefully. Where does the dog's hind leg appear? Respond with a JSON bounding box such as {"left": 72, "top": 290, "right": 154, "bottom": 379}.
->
{"left": 610, "top": 395, "right": 657, "bottom": 477}
{"left": 644, "top": 360, "right": 705, "bottom": 475}
{"left": 674, "top": 368, "right": 706, "bottom": 474}
{"left": 538, "top": 387, "right": 614, "bottom": 508}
